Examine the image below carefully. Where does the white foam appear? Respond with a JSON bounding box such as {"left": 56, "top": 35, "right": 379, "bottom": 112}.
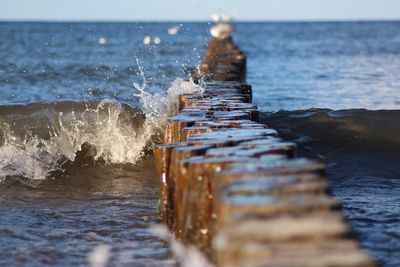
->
{"left": 87, "top": 245, "right": 111, "bottom": 267}
{"left": 0, "top": 68, "right": 204, "bottom": 181}
{"left": 210, "top": 23, "right": 235, "bottom": 39}
{"left": 150, "top": 225, "right": 213, "bottom": 267}
{"left": 153, "top": 36, "right": 161, "bottom": 44}
{"left": 168, "top": 26, "right": 180, "bottom": 35}
{"left": 143, "top": 35, "right": 151, "bottom": 45}
{"left": 0, "top": 99, "right": 147, "bottom": 181}
{"left": 98, "top": 37, "right": 107, "bottom": 45}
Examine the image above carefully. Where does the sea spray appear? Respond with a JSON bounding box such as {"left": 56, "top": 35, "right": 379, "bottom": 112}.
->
{"left": 0, "top": 131, "right": 66, "bottom": 180}
{"left": 0, "top": 79, "right": 204, "bottom": 181}
{"left": 150, "top": 225, "right": 213, "bottom": 267}
{"left": 0, "top": 100, "right": 144, "bottom": 181}
{"left": 87, "top": 245, "right": 111, "bottom": 267}
{"left": 55, "top": 99, "right": 148, "bottom": 163}
{"left": 134, "top": 58, "right": 204, "bottom": 116}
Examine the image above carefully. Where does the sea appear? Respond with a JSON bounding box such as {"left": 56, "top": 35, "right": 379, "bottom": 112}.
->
{"left": 0, "top": 21, "right": 399, "bottom": 266}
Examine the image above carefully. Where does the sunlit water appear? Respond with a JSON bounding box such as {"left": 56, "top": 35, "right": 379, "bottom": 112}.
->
{"left": 0, "top": 22, "right": 400, "bottom": 266}
{"left": 0, "top": 157, "right": 177, "bottom": 266}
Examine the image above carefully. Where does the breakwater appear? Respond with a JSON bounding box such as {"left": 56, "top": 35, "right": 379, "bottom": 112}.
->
{"left": 154, "top": 25, "right": 378, "bottom": 266}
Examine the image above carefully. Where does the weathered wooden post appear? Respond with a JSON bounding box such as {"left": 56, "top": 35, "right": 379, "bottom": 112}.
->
{"left": 154, "top": 21, "right": 378, "bottom": 267}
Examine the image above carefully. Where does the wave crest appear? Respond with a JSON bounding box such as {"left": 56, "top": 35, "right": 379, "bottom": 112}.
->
{"left": 0, "top": 78, "right": 203, "bottom": 181}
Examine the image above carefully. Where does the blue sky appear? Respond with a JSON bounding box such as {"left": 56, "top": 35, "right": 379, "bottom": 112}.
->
{"left": 1, "top": 0, "right": 400, "bottom": 21}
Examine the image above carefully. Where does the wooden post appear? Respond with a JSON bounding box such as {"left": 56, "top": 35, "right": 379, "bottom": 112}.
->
{"left": 153, "top": 23, "right": 378, "bottom": 267}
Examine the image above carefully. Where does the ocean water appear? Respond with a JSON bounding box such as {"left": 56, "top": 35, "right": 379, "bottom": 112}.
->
{"left": 0, "top": 21, "right": 400, "bottom": 266}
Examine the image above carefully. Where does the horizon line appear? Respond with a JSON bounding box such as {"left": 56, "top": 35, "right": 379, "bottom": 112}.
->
{"left": 1, "top": 18, "right": 400, "bottom": 23}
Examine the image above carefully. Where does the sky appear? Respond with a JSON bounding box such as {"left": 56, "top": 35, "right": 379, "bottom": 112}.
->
{"left": 1, "top": 0, "right": 400, "bottom": 21}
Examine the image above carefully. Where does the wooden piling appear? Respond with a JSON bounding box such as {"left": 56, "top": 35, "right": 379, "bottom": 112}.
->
{"left": 154, "top": 23, "right": 377, "bottom": 266}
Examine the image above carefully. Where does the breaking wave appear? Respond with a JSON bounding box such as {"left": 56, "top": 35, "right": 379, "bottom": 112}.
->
{"left": 0, "top": 78, "right": 204, "bottom": 181}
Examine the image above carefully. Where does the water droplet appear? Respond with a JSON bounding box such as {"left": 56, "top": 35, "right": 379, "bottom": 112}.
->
{"left": 143, "top": 36, "right": 151, "bottom": 45}
{"left": 200, "top": 229, "right": 208, "bottom": 235}
{"left": 98, "top": 37, "right": 107, "bottom": 45}
{"left": 154, "top": 36, "right": 161, "bottom": 45}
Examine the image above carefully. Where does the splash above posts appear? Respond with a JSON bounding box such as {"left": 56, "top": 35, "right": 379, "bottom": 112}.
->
{"left": 210, "top": 23, "right": 235, "bottom": 39}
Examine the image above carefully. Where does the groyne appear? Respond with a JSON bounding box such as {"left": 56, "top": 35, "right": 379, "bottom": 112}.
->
{"left": 154, "top": 24, "right": 377, "bottom": 266}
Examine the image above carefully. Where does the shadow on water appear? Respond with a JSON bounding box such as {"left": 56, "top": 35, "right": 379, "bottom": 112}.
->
{"left": 0, "top": 147, "right": 174, "bottom": 267}
{"left": 262, "top": 109, "right": 400, "bottom": 267}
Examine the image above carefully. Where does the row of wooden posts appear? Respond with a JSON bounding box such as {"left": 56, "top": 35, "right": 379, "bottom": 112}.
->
{"left": 154, "top": 34, "right": 377, "bottom": 266}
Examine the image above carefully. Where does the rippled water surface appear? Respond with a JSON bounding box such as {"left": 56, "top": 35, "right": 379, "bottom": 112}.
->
{"left": 239, "top": 22, "right": 400, "bottom": 111}
{"left": 0, "top": 156, "right": 175, "bottom": 266}
{"left": 1, "top": 21, "right": 400, "bottom": 266}
{"left": 265, "top": 109, "right": 400, "bottom": 266}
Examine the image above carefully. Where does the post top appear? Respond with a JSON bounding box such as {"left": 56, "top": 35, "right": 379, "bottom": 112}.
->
{"left": 210, "top": 23, "right": 235, "bottom": 39}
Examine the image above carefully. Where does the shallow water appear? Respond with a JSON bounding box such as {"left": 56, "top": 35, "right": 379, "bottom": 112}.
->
{"left": 1, "top": 21, "right": 400, "bottom": 266}
{"left": 0, "top": 156, "right": 175, "bottom": 266}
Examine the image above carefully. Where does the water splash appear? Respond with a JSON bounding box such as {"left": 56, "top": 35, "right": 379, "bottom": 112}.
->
{"left": 0, "top": 100, "right": 145, "bottom": 181}
{"left": 0, "top": 71, "right": 203, "bottom": 181}
{"left": 150, "top": 225, "right": 213, "bottom": 267}
{"left": 87, "top": 245, "right": 111, "bottom": 267}
{"left": 0, "top": 131, "right": 67, "bottom": 180}
{"left": 134, "top": 58, "right": 203, "bottom": 117}
{"left": 168, "top": 26, "right": 180, "bottom": 35}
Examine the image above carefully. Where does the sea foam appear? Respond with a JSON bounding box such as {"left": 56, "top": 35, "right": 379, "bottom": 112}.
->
{"left": 0, "top": 78, "right": 203, "bottom": 181}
